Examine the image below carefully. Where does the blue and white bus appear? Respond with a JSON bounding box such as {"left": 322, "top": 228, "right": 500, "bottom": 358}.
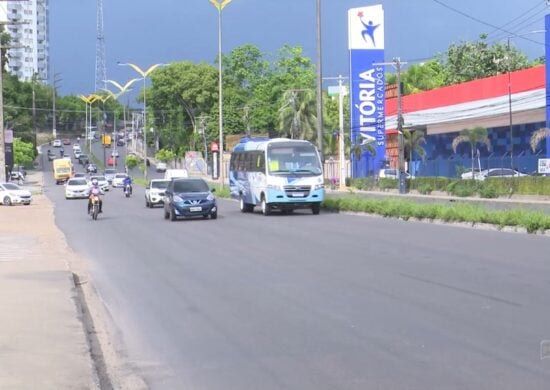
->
{"left": 229, "top": 138, "right": 324, "bottom": 215}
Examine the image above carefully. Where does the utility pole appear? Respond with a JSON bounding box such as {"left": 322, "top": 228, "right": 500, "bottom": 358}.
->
{"left": 374, "top": 57, "right": 407, "bottom": 194}
{"left": 315, "top": 0, "right": 324, "bottom": 159}
{"left": 198, "top": 115, "right": 209, "bottom": 174}
{"left": 52, "top": 72, "right": 62, "bottom": 139}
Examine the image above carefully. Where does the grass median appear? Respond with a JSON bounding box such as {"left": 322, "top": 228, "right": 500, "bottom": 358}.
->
{"left": 322, "top": 196, "right": 550, "bottom": 234}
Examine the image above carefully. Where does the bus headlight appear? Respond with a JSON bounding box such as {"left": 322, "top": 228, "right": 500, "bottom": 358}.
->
{"left": 314, "top": 184, "right": 324, "bottom": 190}
{"left": 267, "top": 184, "right": 283, "bottom": 191}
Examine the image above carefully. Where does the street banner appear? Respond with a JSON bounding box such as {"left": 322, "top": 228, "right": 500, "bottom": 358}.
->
{"left": 538, "top": 158, "right": 550, "bottom": 174}
{"left": 348, "top": 4, "right": 386, "bottom": 178}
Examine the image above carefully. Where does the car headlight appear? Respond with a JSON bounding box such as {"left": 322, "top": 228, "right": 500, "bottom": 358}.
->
{"left": 173, "top": 195, "right": 184, "bottom": 203}
{"left": 207, "top": 193, "right": 215, "bottom": 201}
{"left": 314, "top": 184, "right": 324, "bottom": 190}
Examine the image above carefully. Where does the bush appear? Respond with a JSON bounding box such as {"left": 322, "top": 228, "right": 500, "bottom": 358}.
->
{"left": 478, "top": 184, "right": 498, "bottom": 199}
{"left": 417, "top": 183, "right": 433, "bottom": 195}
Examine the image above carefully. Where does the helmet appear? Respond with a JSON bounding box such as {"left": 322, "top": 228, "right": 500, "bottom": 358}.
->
{"left": 91, "top": 178, "right": 98, "bottom": 186}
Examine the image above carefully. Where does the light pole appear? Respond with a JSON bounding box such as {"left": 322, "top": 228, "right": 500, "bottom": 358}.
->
{"left": 505, "top": 30, "right": 545, "bottom": 170}
{"left": 118, "top": 62, "right": 164, "bottom": 181}
{"left": 210, "top": 0, "right": 233, "bottom": 187}
{"left": 52, "top": 72, "right": 62, "bottom": 139}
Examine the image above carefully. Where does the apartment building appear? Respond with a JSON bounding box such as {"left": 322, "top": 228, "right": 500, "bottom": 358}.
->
{"left": 0, "top": 0, "right": 49, "bottom": 82}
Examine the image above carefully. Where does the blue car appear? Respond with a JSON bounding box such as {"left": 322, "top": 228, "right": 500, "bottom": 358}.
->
{"left": 163, "top": 178, "right": 217, "bottom": 221}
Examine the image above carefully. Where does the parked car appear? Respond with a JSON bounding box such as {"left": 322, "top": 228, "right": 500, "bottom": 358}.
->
{"left": 460, "top": 168, "right": 484, "bottom": 180}
{"left": 156, "top": 162, "right": 167, "bottom": 173}
{"left": 145, "top": 179, "right": 170, "bottom": 208}
{"left": 89, "top": 175, "right": 109, "bottom": 192}
{"left": 65, "top": 178, "right": 90, "bottom": 199}
{"left": 52, "top": 139, "right": 62, "bottom": 147}
{"left": 476, "top": 168, "right": 528, "bottom": 181}
{"left": 112, "top": 173, "right": 128, "bottom": 188}
{"left": 0, "top": 183, "right": 32, "bottom": 205}
{"left": 163, "top": 178, "right": 217, "bottom": 221}
{"left": 379, "top": 168, "right": 413, "bottom": 180}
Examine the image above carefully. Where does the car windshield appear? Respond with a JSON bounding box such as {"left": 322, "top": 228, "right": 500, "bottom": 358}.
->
{"left": 115, "top": 174, "right": 127, "bottom": 179}
{"left": 173, "top": 180, "right": 209, "bottom": 193}
{"left": 92, "top": 176, "right": 106, "bottom": 181}
{"left": 151, "top": 181, "right": 169, "bottom": 189}
{"left": 267, "top": 143, "right": 322, "bottom": 175}
{"left": 104, "top": 169, "right": 115, "bottom": 175}
{"left": 68, "top": 179, "right": 88, "bottom": 186}
{"left": 2, "top": 183, "right": 19, "bottom": 190}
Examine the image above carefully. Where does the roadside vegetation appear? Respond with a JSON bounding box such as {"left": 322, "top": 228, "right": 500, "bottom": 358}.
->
{"left": 322, "top": 196, "right": 550, "bottom": 234}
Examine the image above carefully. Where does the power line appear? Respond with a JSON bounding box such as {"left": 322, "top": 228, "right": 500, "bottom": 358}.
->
{"left": 432, "top": 0, "right": 545, "bottom": 46}
{"left": 486, "top": 0, "right": 545, "bottom": 38}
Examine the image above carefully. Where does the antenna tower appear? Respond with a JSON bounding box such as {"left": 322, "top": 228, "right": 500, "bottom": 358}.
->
{"left": 95, "top": 0, "right": 107, "bottom": 91}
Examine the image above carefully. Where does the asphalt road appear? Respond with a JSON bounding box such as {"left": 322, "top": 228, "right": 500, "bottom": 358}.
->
{"left": 41, "top": 145, "right": 550, "bottom": 389}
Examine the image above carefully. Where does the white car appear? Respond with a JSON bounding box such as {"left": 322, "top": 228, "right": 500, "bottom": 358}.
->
{"left": 145, "top": 179, "right": 170, "bottom": 208}
{"left": 475, "top": 168, "right": 528, "bottom": 181}
{"left": 156, "top": 162, "right": 167, "bottom": 172}
{"left": 0, "top": 183, "right": 32, "bottom": 205}
{"left": 379, "top": 168, "right": 413, "bottom": 180}
{"left": 89, "top": 175, "right": 109, "bottom": 192}
{"left": 72, "top": 143, "right": 81, "bottom": 151}
{"left": 111, "top": 150, "right": 119, "bottom": 158}
{"left": 52, "top": 139, "right": 62, "bottom": 147}
{"left": 65, "top": 178, "right": 90, "bottom": 199}
{"left": 112, "top": 173, "right": 128, "bottom": 188}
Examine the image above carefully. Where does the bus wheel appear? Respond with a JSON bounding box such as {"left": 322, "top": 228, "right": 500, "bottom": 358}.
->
{"left": 261, "top": 196, "right": 271, "bottom": 216}
{"left": 240, "top": 196, "right": 253, "bottom": 213}
{"left": 311, "top": 203, "right": 321, "bottom": 215}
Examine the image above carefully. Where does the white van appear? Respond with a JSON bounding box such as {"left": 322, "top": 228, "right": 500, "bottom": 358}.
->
{"left": 164, "top": 169, "right": 188, "bottom": 180}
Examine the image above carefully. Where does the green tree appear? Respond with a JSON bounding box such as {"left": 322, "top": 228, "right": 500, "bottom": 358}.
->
{"left": 403, "top": 129, "right": 426, "bottom": 176}
{"left": 387, "top": 60, "right": 446, "bottom": 95}
{"left": 278, "top": 88, "right": 316, "bottom": 140}
{"left": 530, "top": 128, "right": 550, "bottom": 153}
{"left": 440, "top": 34, "right": 529, "bottom": 85}
{"left": 125, "top": 155, "right": 140, "bottom": 170}
{"left": 155, "top": 149, "right": 176, "bottom": 163}
{"left": 13, "top": 138, "right": 35, "bottom": 165}
{"left": 452, "top": 127, "right": 491, "bottom": 178}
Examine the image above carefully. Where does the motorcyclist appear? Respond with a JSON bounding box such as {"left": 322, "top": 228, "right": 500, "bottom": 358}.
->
{"left": 87, "top": 178, "right": 104, "bottom": 214}
{"left": 123, "top": 175, "right": 133, "bottom": 195}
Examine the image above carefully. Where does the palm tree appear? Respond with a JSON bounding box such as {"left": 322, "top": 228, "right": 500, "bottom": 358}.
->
{"left": 352, "top": 139, "right": 376, "bottom": 161}
{"left": 403, "top": 129, "right": 426, "bottom": 176}
{"left": 452, "top": 127, "right": 491, "bottom": 179}
{"left": 530, "top": 128, "right": 550, "bottom": 153}
{"left": 278, "top": 89, "right": 317, "bottom": 141}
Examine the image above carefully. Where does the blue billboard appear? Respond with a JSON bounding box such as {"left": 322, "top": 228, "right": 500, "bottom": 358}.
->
{"left": 348, "top": 4, "right": 386, "bottom": 178}
{"left": 546, "top": 14, "right": 550, "bottom": 158}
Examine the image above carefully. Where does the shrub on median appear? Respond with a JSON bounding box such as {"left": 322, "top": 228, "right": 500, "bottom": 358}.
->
{"left": 321, "top": 195, "right": 550, "bottom": 234}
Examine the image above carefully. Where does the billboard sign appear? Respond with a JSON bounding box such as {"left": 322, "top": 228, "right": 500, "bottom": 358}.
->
{"left": 538, "top": 158, "right": 550, "bottom": 174}
{"left": 348, "top": 4, "right": 386, "bottom": 178}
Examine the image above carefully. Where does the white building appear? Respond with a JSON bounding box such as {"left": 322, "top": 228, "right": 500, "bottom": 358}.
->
{"left": 0, "top": 0, "right": 49, "bottom": 82}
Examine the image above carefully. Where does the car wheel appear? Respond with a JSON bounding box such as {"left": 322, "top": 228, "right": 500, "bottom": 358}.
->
{"left": 3, "top": 196, "right": 12, "bottom": 206}
{"left": 145, "top": 199, "right": 150, "bottom": 208}
{"left": 211, "top": 211, "right": 218, "bottom": 220}
{"left": 170, "top": 208, "right": 177, "bottom": 221}
{"left": 164, "top": 208, "right": 169, "bottom": 220}
{"left": 261, "top": 196, "right": 271, "bottom": 216}
{"left": 312, "top": 203, "right": 321, "bottom": 215}
{"left": 240, "top": 196, "right": 253, "bottom": 213}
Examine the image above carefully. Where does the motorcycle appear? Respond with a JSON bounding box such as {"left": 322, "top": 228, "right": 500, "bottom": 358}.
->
{"left": 90, "top": 195, "right": 100, "bottom": 220}
{"left": 123, "top": 183, "right": 132, "bottom": 198}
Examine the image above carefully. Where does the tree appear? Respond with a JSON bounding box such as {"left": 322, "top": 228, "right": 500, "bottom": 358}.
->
{"left": 530, "top": 128, "right": 550, "bottom": 153}
{"left": 386, "top": 60, "right": 446, "bottom": 95}
{"left": 452, "top": 127, "right": 491, "bottom": 179}
{"left": 403, "top": 129, "right": 426, "bottom": 176}
{"left": 278, "top": 89, "right": 316, "bottom": 140}
{"left": 125, "top": 155, "right": 140, "bottom": 170}
{"left": 13, "top": 138, "right": 35, "bottom": 165}
{"left": 440, "top": 34, "right": 530, "bottom": 85}
{"left": 155, "top": 149, "right": 176, "bottom": 163}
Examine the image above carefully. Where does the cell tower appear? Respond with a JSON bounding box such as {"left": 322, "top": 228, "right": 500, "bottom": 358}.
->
{"left": 95, "top": 0, "right": 107, "bottom": 91}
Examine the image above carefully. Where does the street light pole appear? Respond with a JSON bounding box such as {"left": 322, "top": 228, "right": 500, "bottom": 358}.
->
{"left": 316, "top": 0, "right": 324, "bottom": 159}
{"left": 210, "top": 0, "right": 232, "bottom": 188}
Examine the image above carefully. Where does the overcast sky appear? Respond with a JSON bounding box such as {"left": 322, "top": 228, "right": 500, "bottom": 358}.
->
{"left": 50, "top": 0, "right": 548, "bottom": 99}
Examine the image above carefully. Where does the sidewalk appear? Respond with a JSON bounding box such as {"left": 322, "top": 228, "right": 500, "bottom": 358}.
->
{"left": 0, "top": 171, "right": 99, "bottom": 389}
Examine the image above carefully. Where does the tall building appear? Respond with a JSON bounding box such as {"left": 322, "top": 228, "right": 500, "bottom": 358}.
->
{"left": 0, "top": 0, "right": 49, "bottom": 82}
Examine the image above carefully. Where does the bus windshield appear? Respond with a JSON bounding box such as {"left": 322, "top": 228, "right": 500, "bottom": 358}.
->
{"left": 267, "top": 143, "right": 322, "bottom": 175}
